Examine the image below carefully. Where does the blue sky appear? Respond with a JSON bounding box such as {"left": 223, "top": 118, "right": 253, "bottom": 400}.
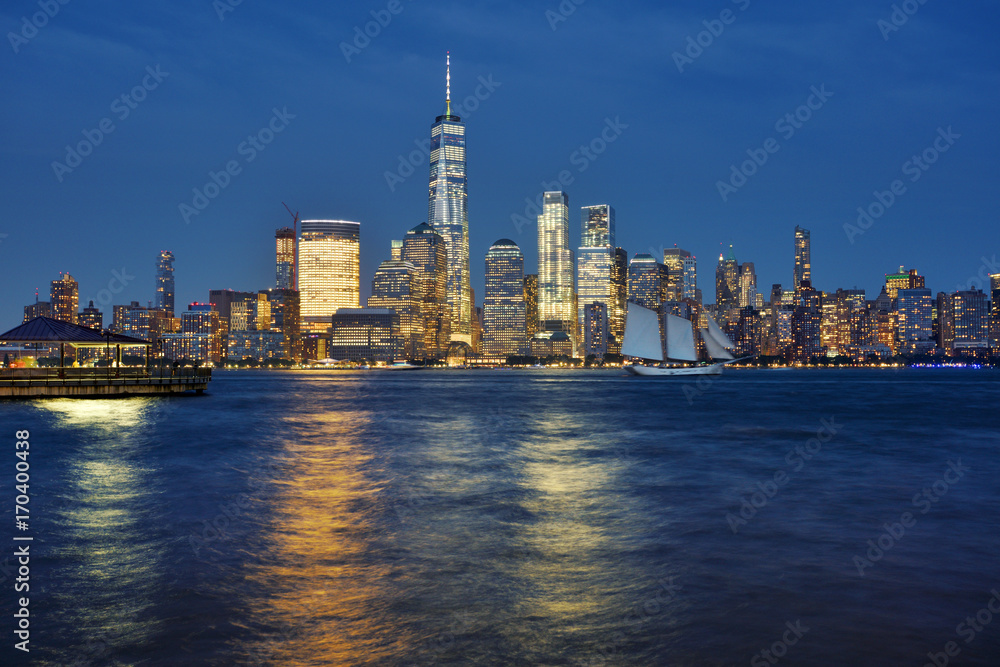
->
{"left": 2, "top": 0, "right": 998, "bottom": 326}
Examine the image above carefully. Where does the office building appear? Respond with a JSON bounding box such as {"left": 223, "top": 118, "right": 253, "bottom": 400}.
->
{"left": 23, "top": 300, "right": 52, "bottom": 322}
{"left": 299, "top": 219, "right": 360, "bottom": 332}
{"left": 609, "top": 248, "right": 628, "bottom": 353}
{"left": 524, "top": 274, "right": 538, "bottom": 339}
{"left": 584, "top": 302, "right": 610, "bottom": 358}
{"left": 536, "top": 192, "right": 576, "bottom": 344}
{"left": 628, "top": 254, "right": 666, "bottom": 312}
{"left": 483, "top": 239, "right": 526, "bottom": 359}
{"left": 155, "top": 251, "right": 175, "bottom": 317}
{"left": 897, "top": 288, "right": 934, "bottom": 355}
{"left": 51, "top": 273, "right": 78, "bottom": 324}
{"left": 79, "top": 301, "right": 103, "bottom": 330}
{"left": 275, "top": 228, "right": 295, "bottom": 290}
{"left": 329, "top": 308, "right": 401, "bottom": 362}
{"left": 402, "top": 223, "right": 450, "bottom": 358}
{"left": 885, "top": 267, "right": 925, "bottom": 300}
{"left": 663, "top": 247, "right": 696, "bottom": 302}
{"left": 368, "top": 260, "right": 422, "bottom": 359}
{"left": 793, "top": 226, "right": 811, "bottom": 295}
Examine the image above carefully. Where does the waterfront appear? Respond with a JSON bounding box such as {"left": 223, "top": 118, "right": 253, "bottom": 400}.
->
{"left": 2, "top": 368, "right": 999, "bottom": 665}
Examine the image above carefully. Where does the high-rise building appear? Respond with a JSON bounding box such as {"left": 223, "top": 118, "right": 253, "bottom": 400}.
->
{"left": 581, "top": 205, "right": 615, "bottom": 248}
{"left": 897, "top": 288, "right": 933, "bottom": 354}
{"left": 275, "top": 228, "right": 295, "bottom": 290}
{"left": 51, "top": 273, "right": 79, "bottom": 324}
{"left": 368, "top": 260, "right": 422, "bottom": 359}
{"left": 948, "top": 289, "right": 990, "bottom": 356}
{"left": 155, "top": 251, "right": 175, "bottom": 317}
{"left": 390, "top": 240, "right": 403, "bottom": 261}
{"left": 428, "top": 54, "right": 471, "bottom": 345}
{"left": 402, "top": 223, "right": 450, "bottom": 359}
{"left": 329, "top": 308, "right": 401, "bottom": 362}
{"left": 663, "top": 247, "right": 696, "bottom": 302}
{"left": 79, "top": 300, "right": 103, "bottom": 330}
{"left": 609, "top": 248, "right": 628, "bottom": 353}
{"left": 23, "top": 300, "right": 52, "bottom": 322}
{"left": 793, "top": 226, "right": 811, "bottom": 295}
{"left": 885, "top": 267, "right": 925, "bottom": 300}
{"left": 524, "top": 274, "right": 538, "bottom": 339}
{"left": 584, "top": 302, "right": 610, "bottom": 358}
{"left": 299, "top": 219, "right": 360, "bottom": 332}
{"left": 161, "top": 303, "right": 222, "bottom": 363}
{"left": 483, "top": 239, "right": 526, "bottom": 359}
{"left": 715, "top": 247, "right": 739, "bottom": 312}
{"left": 537, "top": 191, "right": 576, "bottom": 341}
{"left": 991, "top": 274, "right": 1000, "bottom": 352}
{"left": 628, "top": 254, "right": 667, "bottom": 312}
{"left": 260, "top": 288, "right": 301, "bottom": 362}
{"left": 739, "top": 262, "right": 757, "bottom": 309}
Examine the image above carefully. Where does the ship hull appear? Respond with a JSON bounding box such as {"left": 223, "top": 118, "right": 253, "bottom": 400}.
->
{"left": 626, "top": 364, "right": 723, "bottom": 377}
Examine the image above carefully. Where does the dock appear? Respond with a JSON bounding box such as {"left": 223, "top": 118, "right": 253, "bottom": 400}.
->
{"left": 0, "top": 367, "right": 212, "bottom": 398}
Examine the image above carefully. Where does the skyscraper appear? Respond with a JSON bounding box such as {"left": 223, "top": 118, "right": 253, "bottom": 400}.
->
{"left": 715, "top": 247, "right": 739, "bottom": 312}
{"left": 524, "top": 274, "right": 538, "bottom": 339}
{"left": 51, "top": 273, "right": 78, "bottom": 324}
{"left": 483, "top": 239, "right": 526, "bottom": 359}
{"left": 298, "top": 219, "right": 360, "bottom": 332}
{"left": 609, "top": 248, "right": 628, "bottom": 353}
{"left": 628, "top": 254, "right": 666, "bottom": 312}
{"left": 794, "top": 226, "right": 811, "bottom": 294}
{"left": 991, "top": 274, "right": 1000, "bottom": 352}
{"left": 885, "top": 267, "right": 925, "bottom": 300}
{"left": 275, "top": 228, "right": 295, "bottom": 290}
{"left": 155, "top": 251, "right": 175, "bottom": 317}
{"left": 537, "top": 192, "right": 576, "bottom": 344}
{"left": 79, "top": 300, "right": 103, "bottom": 330}
{"left": 577, "top": 205, "right": 616, "bottom": 350}
{"left": 368, "top": 260, "right": 422, "bottom": 359}
{"left": 428, "top": 54, "right": 471, "bottom": 346}
{"left": 739, "top": 262, "right": 757, "bottom": 309}
{"left": 663, "top": 247, "right": 696, "bottom": 302}
{"left": 897, "top": 287, "right": 933, "bottom": 354}
{"left": 402, "top": 223, "right": 450, "bottom": 359}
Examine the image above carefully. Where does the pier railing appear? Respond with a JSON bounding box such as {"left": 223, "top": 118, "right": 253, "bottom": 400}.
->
{"left": 0, "top": 367, "right": 212, "bottom": 387}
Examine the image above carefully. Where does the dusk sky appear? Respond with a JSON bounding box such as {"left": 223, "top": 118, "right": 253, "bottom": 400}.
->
{"left": 2, "top": 0, "right": 998, "bottom": 327}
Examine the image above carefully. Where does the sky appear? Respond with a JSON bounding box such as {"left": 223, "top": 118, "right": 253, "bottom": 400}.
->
{"left": 2, "top": 0, "right": 999, "bottom": 328}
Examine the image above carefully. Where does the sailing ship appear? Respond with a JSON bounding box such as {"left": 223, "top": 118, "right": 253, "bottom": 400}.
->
{"left": 621, "top": 302, "right": 738, "bottom": 376}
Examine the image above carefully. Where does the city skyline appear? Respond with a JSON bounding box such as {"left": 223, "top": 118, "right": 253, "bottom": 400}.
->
{"left": 2, "top": 2, "right": 998, "bottom": 328}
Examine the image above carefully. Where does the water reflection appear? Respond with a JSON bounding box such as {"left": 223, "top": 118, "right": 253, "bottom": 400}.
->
{"left": 40, "top": 399, "right": 169, "bottom": 665}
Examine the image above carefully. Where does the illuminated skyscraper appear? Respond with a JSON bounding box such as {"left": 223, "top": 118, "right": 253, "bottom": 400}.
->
{"left": 577, "top": 205, "right": 615, "bottom": 351}
{"left": 428, "top": 54, "right": 472, "bottom": 345}
{"left": 23, "top": 300, "right": 52, "bottom": 323}
{"left": 609, "top": 248, "right": 628, "bottom": 353}
{"left": 793, "top": 226, "right": 811, "bottom": 294}
{"left": 483, "top": 239, "right": 526, "bottom": 359}
{"left": 897, "top": 288, "right": 933, "bottom": 354}
{"left": 739, "top": 262, "right": 757, "bottom": 308}
{"left": 663, "top": 247, "right": 696, "bottom": 302}
{"left": 79, "top": 301, "right": 103, "bottom": 330}
{"left": 584, "top": 302, "right": 610, "bottom": 358}
{"left": 885, "top": 267, "right": 925, "bottom": 300}
{"left": 991, "top": 274, "right": 1000, "bottom": 352}
{"left": 628, "top": 254, "right": 666, "bottom": 312}
{"left": 51, "top": 273, "right": 78, "bottom": 324}
{"left": 715, "top": 247, "right": 739, "bottom": 311}
{"left": 155, "top": 251, "right": 175, "bottom": 317}
{"left": 537, "top": 192, "right": 576, "bottom": 340}
{"left": 402, "top": 223, "right": 449, "bottom": 358}
{"left": 524, "top": 274, "right": 538, "bottom": 339}
{"left": 275, "top": 228, "right": 295, "bottom": 290}
{"left": 368, "top": 260, "right": 422, "bottom": 359}
{"left": 299, "top": 219, "right": 360, "bottom": 332}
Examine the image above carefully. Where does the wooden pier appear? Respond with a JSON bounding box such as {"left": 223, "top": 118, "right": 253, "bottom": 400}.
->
{"left": 0, "top": 367, "right": 212, "bottom": 399}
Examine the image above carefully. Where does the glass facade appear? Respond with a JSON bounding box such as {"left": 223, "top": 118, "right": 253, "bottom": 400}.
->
{"left": 275, "top": 228, "right": 295, "bottom": 290}
{"left": 581, "top": 205, "right": 615, "bottom": 248}
{"left": 329, "top": 308, "right": 401, "bottom": 362}
{"left": 368, "top": 260, "right": 422, "bottom": 359}
{"left": 299, "top": 220, "right": 360, "bottom": 332}
{"left": 79, "top": 300, "right": 103, "bottom": 330}
{"left": 402, "top": 223, "right": 450, "bottom": 359}
{"left": 576, "top": 204, "right": 616, "bottom": 355}
{"left": 715, "top": 249, "right": 739, "bottom": 311}
{"left": 627, "top": 254, "right": 666, "bottom": 312}
{"left": 428, "top": 56, "right": 471, "bottom": 345}
{"left": 155, "top": 251, "right": 175, "bottom": 317}
{"left": 584, "top": 302, "right": 609, "bottom": 357}
{"left": 885, "top": 267, "right": 925, "bottom": 300}
{"left": 537, "top": 192, "right": 575, "bottom": 339}
{"left": 524, "top": 274, "right": 538, "bottom": 339}
{"left": 609, "top": 248, "right": 628, "bottom": 353}
{"left": 483, "top": 239, "right": 526, "bottom": 359}
{"left": 663, "top": 247, "right": 696, "bottom": 302}
{"left": 897, "top": 288, "right": 933, "bottom": 353}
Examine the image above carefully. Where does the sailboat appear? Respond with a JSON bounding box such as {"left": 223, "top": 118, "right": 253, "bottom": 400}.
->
{"left": 622, "top": 302, "right": 738, "bottom": 376}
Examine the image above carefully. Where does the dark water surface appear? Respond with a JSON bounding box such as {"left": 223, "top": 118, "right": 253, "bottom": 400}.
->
{"left": 1, "top": 368, "right": 999, "bottom": 666}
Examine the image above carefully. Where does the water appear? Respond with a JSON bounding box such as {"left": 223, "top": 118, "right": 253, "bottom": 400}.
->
{"left": 2, "top": 368, "right": 999, "bottom": 666}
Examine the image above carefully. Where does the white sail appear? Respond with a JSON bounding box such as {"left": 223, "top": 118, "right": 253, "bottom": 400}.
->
{"left": 664, "top": 314, "right": 698, "bottom": 362}
{"left": 622, "top": 302, "right": 664, "bottom": 362}
{"left": 705, "top": 314, "right": 736, "bottom": 350}
{"left": 701, "top": 329, "right": 734, "bottom": 360}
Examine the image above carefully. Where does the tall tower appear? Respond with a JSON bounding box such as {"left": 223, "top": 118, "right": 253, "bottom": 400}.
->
{"left": 275, "top": 228, "right": 295, "bottom": 290}
{"left": 298, "top": 220, "right": 360, "bottom": 332}
{"left": 537, "top": 192, "right": 575, "bottom": 339}
{"left": 155, "top": 251, "right": 175, "bottom": 317}
{"left": 402, "top": 223, "right": 450, "bottom": 358}
{"left": 484, "top": 239, "right": 526, "bottom": 359}
{"left": 577, "top": 205, "right": 616, "bottom": 350}
{"left": 51, "top": 273, "right": 79, "bottom": 324}
{"left": 794, "top": 226, "right": 811, "bottom": 295}
{"left": 428, "top": 53, "right": 472, "bottom": 345}
{"left": 663, "top": 247, "right": 696, "bottom": 301}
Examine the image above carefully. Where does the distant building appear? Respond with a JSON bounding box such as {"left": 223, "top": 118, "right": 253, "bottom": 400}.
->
{"left": 897, "top": 288, "right": 934, "bottom": 355}
{"left": 329, "top": 308, "right": 401, "bottom": 362}
{"left": 793, "top": 226, "right": 811, "bottom": 295}
{"left": 628, "top": 254, "right": 666, "bottom": 312}
{"left": 939, "top": 289, "right": 989, "bottom": 356}
{"left": 715, "top": 247, "right": 739, "bottom": 316}
{"left": 160, "top": 303, "right": 222, "bottom": 363}
{"left": 663, "top": 247, "right": 696, "bottom": 302}
{"left": 51, "top": 273, "right": 78, "bottom": 325}
{"left": 537, "top": 192, "right": 576, "bottom": 348}
{"left": 483, "top": 239, "right": 526, "bottom": 359}
{"left": 23, "top": 300, "right": 52, "bottom": 323}
{"left": 260, "top": 288, "right": 301, "bottom": 362}
{"left": 583, "top": 302, "right": 610, "bottom": 358}
{"left": 367, "top": 260, "right": 422, "bottom": 359}
{"left": 275, "top": 228, "right": 295, "bottom": 290}
{"left": 609, "top": 248, "right": 628, "bottom": 353}
{"left": 402, "top": 223, "right": 449, "bottom": 358}
{"left": 739, "top": 262, "right": 757, "bottom": 309}
{"left": 79, "top": 300, "right": 103, "bottom": 330}
{"left": 523, "top": 274, "right": 538, "bottom": 340}
{"left": 299, "top": 219, "right": 360, "bottom": 333}
{"left": 155, "top": 251, "right": 175, "bottom": 317}
{"left": 885, "top": 267, "right": 925, "bottom": 300}
{"left": 390, "top": 239, "right": 403, "bottom": 261}
{"left": 991, "top": 274, "right": 1000, "bottom": 353}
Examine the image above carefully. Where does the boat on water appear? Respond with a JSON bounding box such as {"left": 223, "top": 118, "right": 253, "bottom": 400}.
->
{"left": 622, "top": 302, "right": 738, "bottom": 377}
{"left": 380, "top": 361, "right": 423, "bottom": 371}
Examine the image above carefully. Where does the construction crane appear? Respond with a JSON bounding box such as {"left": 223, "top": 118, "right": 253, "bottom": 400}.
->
{"left": 282, "top": 202, "right": 299, "bottom": 291}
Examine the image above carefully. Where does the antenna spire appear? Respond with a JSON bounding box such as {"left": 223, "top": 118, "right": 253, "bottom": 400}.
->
{"left": 446, "top": 51, "right": 452, "bottom": 116}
